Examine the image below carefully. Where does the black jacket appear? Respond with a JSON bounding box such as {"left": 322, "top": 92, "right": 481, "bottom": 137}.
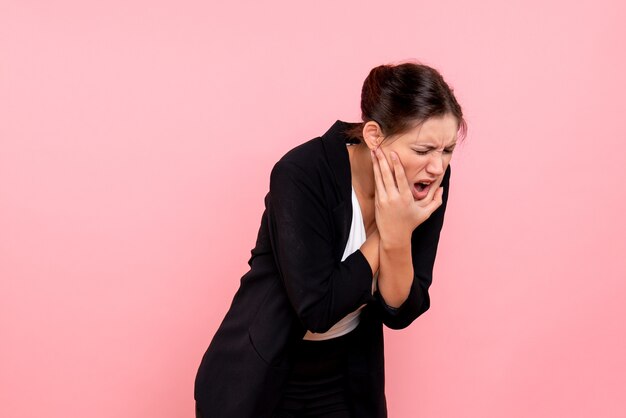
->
{"left": 194, "top": 120, "right": 451, "bottom": 417}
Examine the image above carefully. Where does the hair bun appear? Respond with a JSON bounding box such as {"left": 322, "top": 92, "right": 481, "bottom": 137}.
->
{"left": 344, "top": 61, "right": 466, "bottom": 143}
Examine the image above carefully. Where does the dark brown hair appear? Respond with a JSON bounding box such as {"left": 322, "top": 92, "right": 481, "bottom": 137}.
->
{"left": 344, "top": 61, "right": 467, "bottom": 143}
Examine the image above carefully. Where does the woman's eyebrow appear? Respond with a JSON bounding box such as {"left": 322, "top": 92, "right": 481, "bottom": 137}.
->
{"left": 413, "top": 141, "right": 457, "bottom": 149}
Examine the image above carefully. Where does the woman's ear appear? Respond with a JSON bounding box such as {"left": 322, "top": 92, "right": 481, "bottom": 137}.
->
{"left": 362, "top": 121, "right": 384, "bottom": 150}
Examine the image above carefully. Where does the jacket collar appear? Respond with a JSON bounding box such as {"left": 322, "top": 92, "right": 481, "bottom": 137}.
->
{"left": 320, "top": 120, "right": 361, "bottom": 204}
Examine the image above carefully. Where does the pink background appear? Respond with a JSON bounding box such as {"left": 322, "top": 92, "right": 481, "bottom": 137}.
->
{"left": 2, "top": 0, "right": 625, "bottom": 417}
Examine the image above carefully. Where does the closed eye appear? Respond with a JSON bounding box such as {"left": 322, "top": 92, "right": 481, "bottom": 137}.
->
{"left": 414, "top": 148, "right": 455, "bottom": 155}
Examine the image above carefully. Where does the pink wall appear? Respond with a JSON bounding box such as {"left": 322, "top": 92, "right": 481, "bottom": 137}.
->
{"left": 2, "top": 0, "right": 625, "bottom": 417}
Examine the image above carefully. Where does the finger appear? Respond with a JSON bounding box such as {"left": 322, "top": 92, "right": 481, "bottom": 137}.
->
{"left": 374, "top": 147, "right": 397, "bottom": 194}
{"left": 370, "top": 149, "right": 388, "bottom": 200}
{"left": 390, "top": 152, "right": 410, "bottom": 196}
{"left": 424, "top": 187, "right": 444, "bottom": 214}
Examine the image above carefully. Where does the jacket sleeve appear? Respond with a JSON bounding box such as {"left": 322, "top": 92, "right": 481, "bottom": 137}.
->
{"left": 267, "top": 159, "right": 375, "bottom": 334}
{"left": 373, "top": 164, "right": 451, "bottom": 330}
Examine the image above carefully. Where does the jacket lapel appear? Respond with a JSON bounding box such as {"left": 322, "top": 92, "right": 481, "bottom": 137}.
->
{"left": 321, "top": 120, "right": 361, "bottom": 261}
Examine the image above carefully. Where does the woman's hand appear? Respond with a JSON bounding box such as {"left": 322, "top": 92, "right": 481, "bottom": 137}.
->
{"left": 371, "top": 147, "right": 444, "bottom": 249}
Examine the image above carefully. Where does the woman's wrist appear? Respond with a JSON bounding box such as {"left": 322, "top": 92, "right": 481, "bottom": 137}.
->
{"left": 380, "top": 235, "right": 412, "bottom": 252}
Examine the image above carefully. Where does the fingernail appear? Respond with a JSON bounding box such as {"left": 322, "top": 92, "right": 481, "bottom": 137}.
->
{"left": 390, "top": 152, "right": 397, "bottom": 161}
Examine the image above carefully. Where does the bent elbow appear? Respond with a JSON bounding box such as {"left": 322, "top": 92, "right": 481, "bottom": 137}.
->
{"left": 296, "top": 300, "right": 347, "bottom": 334}
{"left": 383, "top": 290, "right": 431, "bottom": 330}
{"left": 298, "top": 311, "right": 335, "bottom": 334}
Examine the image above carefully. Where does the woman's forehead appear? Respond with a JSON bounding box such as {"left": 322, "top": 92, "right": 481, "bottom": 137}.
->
{"left": 405, "top": 116, "right": 458, "bottom": 146}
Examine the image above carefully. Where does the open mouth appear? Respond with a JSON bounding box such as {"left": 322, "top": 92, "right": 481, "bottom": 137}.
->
{"left": 413, "top": 182, "right": 432, "bottom": 199}
{"left": 415, "top": 182, "right": 429, "bottom": 192}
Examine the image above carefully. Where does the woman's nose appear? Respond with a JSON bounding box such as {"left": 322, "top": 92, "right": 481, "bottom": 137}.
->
{"left": 426, "top": 152, "right": 445, "bottom": 176}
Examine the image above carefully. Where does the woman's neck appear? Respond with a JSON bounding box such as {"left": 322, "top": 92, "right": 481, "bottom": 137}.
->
{"left": 347, "top": 143, "right": 375, "bottom": 200}
{"left": 347, "top": 142, "right": 377, "bottom": 234}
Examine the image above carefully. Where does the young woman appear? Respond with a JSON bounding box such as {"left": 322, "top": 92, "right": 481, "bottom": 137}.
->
{"left": 194, "top": 62, "right": 467, "bottom": 418}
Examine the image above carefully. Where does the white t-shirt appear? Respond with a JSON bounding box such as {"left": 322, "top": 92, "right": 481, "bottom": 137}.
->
{"left": 303, "top": 183, "right": 378, "bottom": 341}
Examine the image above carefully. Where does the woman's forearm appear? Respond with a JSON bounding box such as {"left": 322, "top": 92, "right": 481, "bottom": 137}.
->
{"left": 377, "top": 239, "right": 413, "bottom": 308}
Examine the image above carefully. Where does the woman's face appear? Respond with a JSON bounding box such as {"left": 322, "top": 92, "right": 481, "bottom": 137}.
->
{"left": 378, "top": 114, "right": 458, "bottom": 204}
